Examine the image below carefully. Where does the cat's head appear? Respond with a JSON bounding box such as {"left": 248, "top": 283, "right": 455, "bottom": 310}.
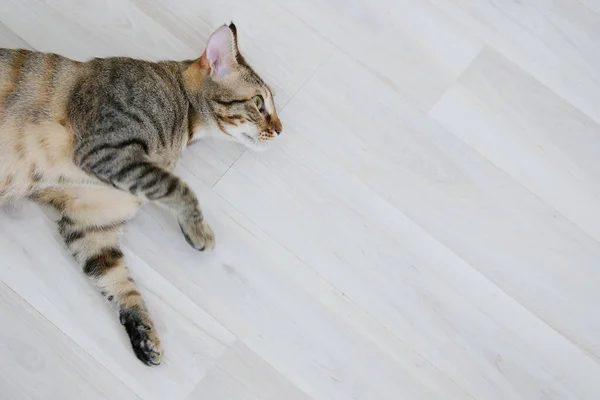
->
{"left": 185, "top": 23, "right": 282, "bottom": 150}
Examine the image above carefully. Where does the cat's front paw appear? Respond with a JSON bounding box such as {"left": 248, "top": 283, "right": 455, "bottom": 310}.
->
{"left": 179, "top": 219, "right": 215, "bottom": 252}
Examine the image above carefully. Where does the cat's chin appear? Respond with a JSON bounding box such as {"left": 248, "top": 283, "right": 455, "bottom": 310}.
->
{"left": 242, "top": 139, "right": 272, "bottom": 152}
{"left": 234, "top": 132, "right": 272, "bottom": 151}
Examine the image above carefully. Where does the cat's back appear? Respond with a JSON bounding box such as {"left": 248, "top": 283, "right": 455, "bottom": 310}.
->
{"left": 0, "top": 48, "right": 84, "bottom": 123}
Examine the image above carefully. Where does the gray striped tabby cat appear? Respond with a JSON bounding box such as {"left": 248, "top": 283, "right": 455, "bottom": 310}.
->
{"left": 0, "top": 23, "right": 282, "bottom": 366}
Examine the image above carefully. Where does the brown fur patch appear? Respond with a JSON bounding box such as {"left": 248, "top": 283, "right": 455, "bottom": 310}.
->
{"left": 29, "top": 164, "right": 42, "bottom": 183}
{"left": 83, "top": 247, "right": 124, "bottom": 277}
{"left": 3, "top": 49, "right": 28, "bottom": 103}
{"left": 13, "top": 139, "right": 25, "bottom": 157}
{"left": 270, "top": 115, "right": 283, "bottom": 134}
{"left": 121, "top": 291, "right": 144, "bottom": 309}
{"left": 0, "top": 175, "right": 14, "bottom": 195}
{"left": 183, "top": 61, "right": 209, "bottom": 92}
{"left": 36, "top": 53, "right": 60, "bottom": 115}
{"left": 31, "top": 190, "right": 72, "bottom": 211}
{"left": 216, "top": 113, "right": 245, "bottom": 126}
{"left": 213, "top": 117, "right": 231, "bottom": 136}
{"left": 2, "top": 175, "right": 14, "bottom": 187}
{"left": 37, "top": 133, "right": 53, "bottom": 164}
{"left": 122, "top": 290, "right": 141, "bottom": 299}
{"left": 0, "top": 82, "right": 14, "bottom": 111}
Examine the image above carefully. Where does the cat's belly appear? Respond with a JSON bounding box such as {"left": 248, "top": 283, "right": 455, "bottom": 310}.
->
{"left": 0, "top": 118, "right": 102, "bottom": 202}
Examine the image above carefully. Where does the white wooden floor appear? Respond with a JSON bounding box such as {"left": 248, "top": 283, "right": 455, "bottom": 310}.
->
{"left": 1, "top": 1, "right": 600, "bottom": 399}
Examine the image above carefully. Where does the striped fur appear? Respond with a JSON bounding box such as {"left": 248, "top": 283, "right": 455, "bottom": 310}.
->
{"left": 0, "top": 23, "right": 281, "bottom": 366}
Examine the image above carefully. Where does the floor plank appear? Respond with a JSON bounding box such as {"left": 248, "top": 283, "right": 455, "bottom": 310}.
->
{"left": 271, "top": 49, "right": 600, "bottom": 365}
{"left": 0, "top": 205, "right": 235, "bottom": 400}
{"left": 430, "top": 0, "right": 600, "bottom": 124}
{"left": 0, "top": 21, "right": 31, "bottom": 49}
{"left": 0, "top": 0, "right": 194, "bottom": 60}
{"left": 124, "top": 170, "right": 472, "bottom": 400}
{"left": 213, "top": 50, "right": 600, "bottom": 399}
{"left": 0, "top": 281, "right": 140, "bottom": 400}
{"left": 188, "top": 342, "right": 311, "bottom": 400}
{"left": 281, "top": 0, "right": 482, "bottom": 110}
{"left": 430, "top": 48, "right": 600, "bottom": 251}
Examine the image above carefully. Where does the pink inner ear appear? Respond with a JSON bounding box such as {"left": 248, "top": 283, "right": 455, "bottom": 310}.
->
{"left": 205, "top": 26, "right": 237, "bottom": 78}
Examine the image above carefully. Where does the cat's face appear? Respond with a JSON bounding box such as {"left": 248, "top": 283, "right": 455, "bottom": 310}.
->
{"left": 191, "top": 23, "right": 282, "bottom": 151}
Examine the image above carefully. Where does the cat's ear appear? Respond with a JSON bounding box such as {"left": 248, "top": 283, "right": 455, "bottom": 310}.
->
{"left": 200, "top": 23, "right": 240, "bottom": 78}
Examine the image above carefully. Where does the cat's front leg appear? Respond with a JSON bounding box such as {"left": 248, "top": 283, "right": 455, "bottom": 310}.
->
{"left": 128, "top": 162, "right": 216, "bottom": 251}
{"left": 179, "top": 212, "right": 216, "bottom": 251}
{"left": 79, "top": 152, "right": 215, "bottom": 251}
{"left": 175, "top": 184, "right": 215, "bottom": 252}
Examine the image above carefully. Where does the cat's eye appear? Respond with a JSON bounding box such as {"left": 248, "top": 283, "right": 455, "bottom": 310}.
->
{"left": 252, "top": 95, "right": 264, "bottom": 110}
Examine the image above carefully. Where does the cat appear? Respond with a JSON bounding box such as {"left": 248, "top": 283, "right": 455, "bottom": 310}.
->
{"left": 0, "top": 22, "right": 282, "bottom": 366}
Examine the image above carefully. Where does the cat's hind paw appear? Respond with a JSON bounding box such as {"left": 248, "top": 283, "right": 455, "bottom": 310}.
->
{"left": 120, "top": 311, "right": 163, "bottom": 366}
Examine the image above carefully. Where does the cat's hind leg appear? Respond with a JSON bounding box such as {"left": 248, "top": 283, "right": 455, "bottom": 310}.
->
{"left": 33, "top": 187, "right": 162, "bottom": 366}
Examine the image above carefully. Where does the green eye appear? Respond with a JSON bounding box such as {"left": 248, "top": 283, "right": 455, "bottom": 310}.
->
{"left": 252, "top": 95, "right": 264, "bottom": 110}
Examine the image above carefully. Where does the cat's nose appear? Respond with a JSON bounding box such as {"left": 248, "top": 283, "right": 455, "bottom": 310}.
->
{"left": 272, "top": 117, "right": 283, "bottom": 135}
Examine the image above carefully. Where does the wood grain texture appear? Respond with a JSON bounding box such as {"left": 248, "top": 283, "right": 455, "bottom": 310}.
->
{"left": 0, "top": 281, "right": 139, "bottom": 400}
{"left": 429, "top": 48, "right": 600, "bottom": 361}
{"left": 281, "top": 0, "right": 482, "bottom": 110}
{"left": 125, "top": 169, "right": 471, "bottom": 400}
{"left": 213, "top": 50, "right": 600, "bottom": 399}
{"left": 1, "top": 0, "right": 600, "bottom": 399}
{"left": 0, "top": 204, "right": 235, "bottom": 400}
{"left": 429, "top": 0, "right": 600, "bottom": 123}
{"left": 0, "top": 21, "right": 31, "bottom": 49}
{"left": 187, "top": 342, "right": 311, "bottom": 400}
